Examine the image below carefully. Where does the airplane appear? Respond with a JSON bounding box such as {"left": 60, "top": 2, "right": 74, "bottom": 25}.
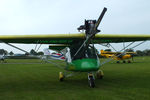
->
{"left": 0, "top": 54, "right": 5, "bottom": 62}
{"left": 0, "top": 54, "right": 8, "bottom": 63}
{"left": 100, "top": 49, "right": 136, "bottom": 63}
{"left": 41, "top": 48, "right": 65, "bottom": 61}
{"left": 0, "top": 7, "right": 150, "bottom": 87}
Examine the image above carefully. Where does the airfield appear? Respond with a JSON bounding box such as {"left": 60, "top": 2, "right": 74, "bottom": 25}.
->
{"left": 0, "top": 57, "right": 150, "bottom": 100}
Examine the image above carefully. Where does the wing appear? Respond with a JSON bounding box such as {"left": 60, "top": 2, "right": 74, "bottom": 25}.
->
{"left": 0, "top": 33, "right": 85, "bottom": 44}
{"left": 94, "top": 34, "right": 150, "bottom": 43}
{"left": 0, "top": 33, "right": 150, "bottom": 44}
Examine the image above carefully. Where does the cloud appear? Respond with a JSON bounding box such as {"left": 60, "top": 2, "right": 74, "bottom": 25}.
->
{"left": 0, "top": 0, "right": 150, "bottom": 53}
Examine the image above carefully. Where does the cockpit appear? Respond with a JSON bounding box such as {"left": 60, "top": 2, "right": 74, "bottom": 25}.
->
{"left": 70, "top": 42, "right": 98, "bottom": 60}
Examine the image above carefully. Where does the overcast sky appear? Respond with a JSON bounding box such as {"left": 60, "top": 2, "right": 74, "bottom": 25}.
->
{"left": 0, "top": 0, "right": 150, "bottom": 53}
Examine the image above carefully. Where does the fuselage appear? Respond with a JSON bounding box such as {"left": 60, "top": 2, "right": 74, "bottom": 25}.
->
{"left": 100, "top": 50, "right": 134, "bottom": 60}
{"left": 67, "top": 58, "right": 100, "bottom": 72}
{"left": 65, "top": 41, "right": 101, "bottom": 72}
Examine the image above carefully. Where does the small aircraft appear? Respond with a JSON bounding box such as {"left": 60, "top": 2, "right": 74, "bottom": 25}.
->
{"left": 0, "top": 54, "right": 5, "bottom": 62}
{"left": 0, "top": 7, "right": 150, "bottom": 87}
{"left": 100, "top": 49, "right": 136, "bottom": 63}
{"left": 42, "top": 48, "right": 65, "bottom": 61}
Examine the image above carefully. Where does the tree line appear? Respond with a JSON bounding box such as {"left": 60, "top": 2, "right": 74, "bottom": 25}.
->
{"left": 0, "top": 48, "right": 150, "bottom": 56}
{"left": 105, "top": 48, "right": 150, "bottom": 56}
{"left": 0, "top": 49, "right": 44, "bottom": 55}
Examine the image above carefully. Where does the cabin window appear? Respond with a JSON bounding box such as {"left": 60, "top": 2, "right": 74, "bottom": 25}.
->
{"left": 70, "top": 42, "right": 97, "bottom": 60}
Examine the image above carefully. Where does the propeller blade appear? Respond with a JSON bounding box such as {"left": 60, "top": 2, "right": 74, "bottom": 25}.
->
{"left": 94, "top": 7, "right": 107, "bottom": 30}
{"left": 72, "top": 8, "right": 107, "bottom": 60}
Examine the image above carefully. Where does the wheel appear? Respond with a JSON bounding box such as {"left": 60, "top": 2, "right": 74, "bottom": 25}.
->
{"left": 88, "top": 73, "right": 95, "bottom": 88}
{"left": 123, "top": 61, "right": 126, "bottom": 63}
{"left": 128, "top": 60, "right": 131, "bottom": 63}
{"left": 116, "top": 61, "right": 120, "bottom": 63}
{"left": 96, "top": 70, "right": 104, "bottom": 79}
{"left": 88, "top": 76, "right": 95, "bottom": 88}
{"left": 59, "top": 72, "right": 64, "bottom": 81}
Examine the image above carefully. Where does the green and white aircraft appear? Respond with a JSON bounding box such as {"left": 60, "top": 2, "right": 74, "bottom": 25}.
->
{"left": 0, "top": 7, "right": 150, "bottom": 87}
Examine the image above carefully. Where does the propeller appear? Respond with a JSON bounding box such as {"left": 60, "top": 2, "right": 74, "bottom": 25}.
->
{"left": 86, "top": 7, "right": 107, "bottom": 39}
{"left": 94, "top": 7, "right": 107, "bottom": 31}
{"left": 73, "top": 7, "right": 107, "bottom": 59}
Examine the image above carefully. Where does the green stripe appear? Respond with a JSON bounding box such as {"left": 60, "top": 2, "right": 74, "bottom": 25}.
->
{"left": 67, "top": 58, "right": 100, "bottom": 72}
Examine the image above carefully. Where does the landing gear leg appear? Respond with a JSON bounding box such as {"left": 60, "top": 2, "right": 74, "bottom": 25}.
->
{"left": 88, "top": 73, "right": 95, "bottom": 88}
{"left": 96, "top": 70, "right": 104, "bottom": 79}
{"left": 59, "top": 72, "right": 65, "bottom": 81}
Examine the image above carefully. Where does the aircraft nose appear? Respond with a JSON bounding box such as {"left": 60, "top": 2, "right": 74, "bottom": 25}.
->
{"left": 80, "top": 59, "right": 100, "bottom": 71}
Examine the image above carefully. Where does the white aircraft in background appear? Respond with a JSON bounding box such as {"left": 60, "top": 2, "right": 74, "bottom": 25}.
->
{"left": 41, "top": 48, "right": 65, "bottom": 61}
{"left": 0, "top": 54, "right": 5, "bottom": 62}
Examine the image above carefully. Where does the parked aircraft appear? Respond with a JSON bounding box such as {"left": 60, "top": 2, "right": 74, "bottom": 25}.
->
{"left": 0, "top": 7, "right": 150, "bottom": 87}
{"left": 42, "top": 48, "right": 65, "bottom": 61}
{"left": 100, "top": 49, "right": 136, "bottom": 63}
{"left": 0, "top": 54, "right": 5, "bottom": 62}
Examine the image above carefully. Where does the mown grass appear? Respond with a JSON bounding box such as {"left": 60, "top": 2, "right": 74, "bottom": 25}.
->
{"left": 0, "top": 57, "right": 150, "bottom": 100}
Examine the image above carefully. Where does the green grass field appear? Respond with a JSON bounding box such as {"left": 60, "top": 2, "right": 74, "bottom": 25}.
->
{"left": 0, "top": 57, "right": 150, "bottom": 100}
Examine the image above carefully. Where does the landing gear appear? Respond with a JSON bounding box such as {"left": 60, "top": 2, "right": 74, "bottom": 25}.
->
{"left": 116, "top": 61, "right": 120, "bottom": 63}
{"left": 128, "top": 60, "right": 131, "bottom": 63}
{"left": 59, "top": 72, "right": 65, "bottom": 81}
{"left": 88, "top": 73, "right": 95, "bottom": 88}
{"left": 96, "top": 70, "right": 104, "bottom": 79}
{"left": 123, "top": 60, "right": 126, "bottom": 63}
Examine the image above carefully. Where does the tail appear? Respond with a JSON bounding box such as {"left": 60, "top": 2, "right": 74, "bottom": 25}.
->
{"left": 51, "top": 53, "right": 65, "bottom": 60}
{"left": 100, "top": 49, "right": 104, "bottom": 54}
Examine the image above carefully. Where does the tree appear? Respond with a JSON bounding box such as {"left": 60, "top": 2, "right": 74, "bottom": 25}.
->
{"left": 30, "top": 49, "right": 37, "bottom": 55}
{"left": 143, "top": 49, "right": 150, "bottom": 56}
{"left": 125, "top": 48, "right": 134, "bottom": 52}
{"left": 37, "top": 51, "right": 44, "bottom": 55}
{"left": 136, "top": 50, "right": 144, "bottom": 56}
{"left": 0, "top": 49, "right": 8, "bottom": 55}
{"left": 9, "top": 51, "right": 14, "bottom": 56}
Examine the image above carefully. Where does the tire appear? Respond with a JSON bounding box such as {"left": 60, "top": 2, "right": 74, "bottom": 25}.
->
{"left": 117, "top": 61, "right": 120, "bottom": 63}
{"left": 59, "top": 72, "right": 64, "bottom": 82}
{"left": 128, "top": 60, "right": 131, "bottom": 63}
{"left": 96, "top": 70, "right": 104, "bottom": 79}
{"left": 123, "top": 61, "right": 126, "bottom": 63}
{"left": 89, "top": 76, "right": 95, "bottom": 88}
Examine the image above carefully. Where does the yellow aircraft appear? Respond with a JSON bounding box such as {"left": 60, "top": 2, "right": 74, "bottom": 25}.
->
{"left": 0, "top": 7, "right": 150, "bottom": 87}
{"left": 100, "top": 49, "right": 136, "bottom": 63}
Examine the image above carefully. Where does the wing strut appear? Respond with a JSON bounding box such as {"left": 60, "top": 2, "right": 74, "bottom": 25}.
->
{"left": 3, "top": 42, "right": 29, "bottom": 54}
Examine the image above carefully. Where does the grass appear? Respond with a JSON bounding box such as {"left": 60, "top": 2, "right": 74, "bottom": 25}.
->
{"left": 0, "top": 57, "right": 150, "bottom": 100}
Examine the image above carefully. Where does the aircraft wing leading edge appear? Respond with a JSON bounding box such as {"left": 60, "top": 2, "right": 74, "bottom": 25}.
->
{"left": 0, "top": 33, "right": 150, "bottom": 44}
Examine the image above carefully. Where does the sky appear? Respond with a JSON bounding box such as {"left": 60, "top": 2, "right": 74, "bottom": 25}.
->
{"left": 0, "top": 0, "right": 150, "bottom": 53}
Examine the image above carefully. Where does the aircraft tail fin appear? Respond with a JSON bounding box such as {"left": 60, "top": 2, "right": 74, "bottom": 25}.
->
{"left": 100, "top": 49, "right": 104, "bottom": 54}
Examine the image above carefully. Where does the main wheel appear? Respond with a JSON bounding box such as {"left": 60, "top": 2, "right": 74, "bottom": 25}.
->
{"left": 59, "top": 72, "right": 64, "bottom": 81}
{"left": 116, "top": 61, "right": 120, "bottom": 63}
{"left": 88, "top": 76, "right": 95, "bottom": 88}
{"left": 123, "top": 60, "right": 126, "bottom": 63}
{"left": 88, "top": 73, "right": 95, "bottom": 88}
{"left": 128, "top": 60, "right": 131, "bottom": 63}
{"left": 96, "top": 70, "right": 104, "bottom": 79}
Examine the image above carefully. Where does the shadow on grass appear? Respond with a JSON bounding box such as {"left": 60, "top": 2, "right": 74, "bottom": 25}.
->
{"left": 0, "top": 73, "right": 149, "bottom": 92}
{"left": 0, "top": 77, "right": 92, "bottom": 92}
